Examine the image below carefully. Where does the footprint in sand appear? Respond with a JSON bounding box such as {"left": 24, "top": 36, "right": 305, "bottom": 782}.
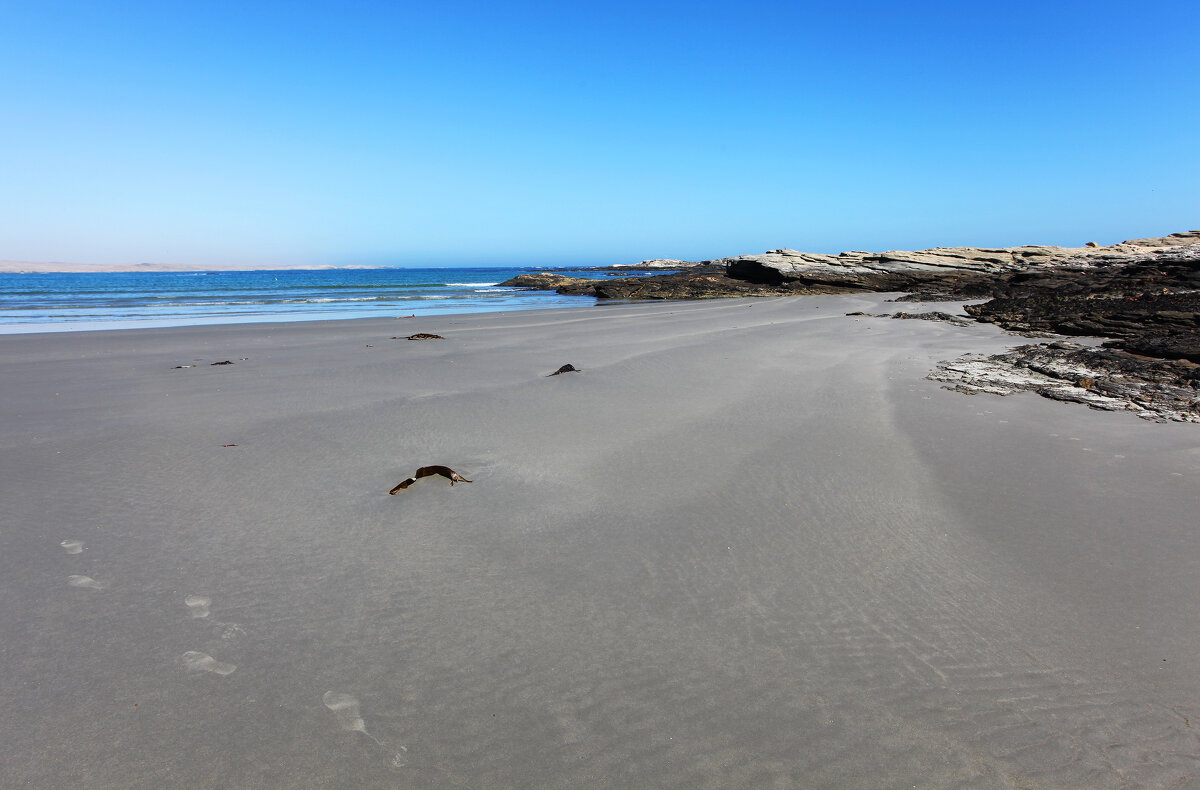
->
{"left": 60, "top": 540, "right": 84, "bottom": 554}
{"left": 184, "top": 595, "right": 212, "bottom": 619}
{"left": 323, "top": 692, "right": 369, "bottom": 733}
{"left": 323, "top": 691, "right": 407, "bottom": 766}
{"left": 216, "top": 622, "right": 245, "bottom": 640}
{"left": 67, "top": 575, "right": 103, "bottom": 590}
{"left": 180, "top": 651, "right": 236, "bottom": 676}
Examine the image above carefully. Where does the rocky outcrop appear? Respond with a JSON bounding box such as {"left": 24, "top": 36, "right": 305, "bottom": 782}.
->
{"left": 965, "top": 292, "right": 1200, "bottom": 361}
{"left": 510, "top": 233, "right": 1199, "bottom": 305}
{"left": 958, "top": 243, "right": 1200, "bottom": 362}
{"left": 714, "top": 231, "right": 1200, "bottom": 297}
{"left": 929, "top": 342, "right": 1200, "bottom": 423}
{"left": 721, "top": 247, "right": 1024, "bottom": 292}
{"left": 499, "top": 272, "right": 594, "bottom": 290}
{"left": 1115, "top": 231, "right": 1200, "bottom": 248}
{"left": 555, "top": 268, "right": 788, "bottom": 299}
{"left": 504, "top": 235, "right": 1199, "bottom": 304}
{"left": 501, "top": 267, "right": 779, "bottom": 300}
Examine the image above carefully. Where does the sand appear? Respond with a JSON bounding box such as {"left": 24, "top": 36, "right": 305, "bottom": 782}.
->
{"left": 2, "top": 295, "right": 1198, "bottom": 789}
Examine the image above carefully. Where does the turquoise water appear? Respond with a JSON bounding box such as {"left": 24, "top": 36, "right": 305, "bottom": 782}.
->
{"left": 0, "top": 267, "right": 637, "bottom": 333}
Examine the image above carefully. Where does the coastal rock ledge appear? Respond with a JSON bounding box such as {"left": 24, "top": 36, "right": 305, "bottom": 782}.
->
{"left": 503, "top": 231, "right": 1200, "bottom": 302}
{"left": 929, "top": 342, "right": 1200, "bottom": 423}
{"left": 717, "top": 231, "right": 1200, "bottom": 295}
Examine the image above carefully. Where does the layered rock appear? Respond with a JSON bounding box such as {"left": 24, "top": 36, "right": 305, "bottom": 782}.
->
{"left": 929, "top": 342, "right": 1200, "bottom": 423}
{"left": 960, "top": 242, "right": 1200, "bottom": 362}
{"left": 714, "top": 231, "right": 1200, "bottom": 296}
{"left": 505, "top": 232, "right": 1198, "bottom": 302}
{"left": 965, "top": 292, "right": 1200, "bottom": 361}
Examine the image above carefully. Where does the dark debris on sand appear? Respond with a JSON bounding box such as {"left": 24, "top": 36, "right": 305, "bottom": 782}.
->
{"left": 847, "top": 311, "right": 973, "bottom": 327}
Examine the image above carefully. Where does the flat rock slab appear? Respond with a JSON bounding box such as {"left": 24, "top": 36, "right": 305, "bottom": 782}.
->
{"left": 929, "top": 342, "right": 1200, "bottom": 423}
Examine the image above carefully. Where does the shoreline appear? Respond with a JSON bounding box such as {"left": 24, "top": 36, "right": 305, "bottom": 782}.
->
{"left": 0, "top": 298, "right": 603, "bottom": 336}
{"left": 0, "top": 266, "right": 623, "bottom": 336}
{"left": 3, "top": 295, "right": 1198, "bottom": 787}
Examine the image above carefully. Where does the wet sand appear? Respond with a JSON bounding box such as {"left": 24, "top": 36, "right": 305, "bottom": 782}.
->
{"left": 2, "top": 295, "right": 1198, "bottom": 788}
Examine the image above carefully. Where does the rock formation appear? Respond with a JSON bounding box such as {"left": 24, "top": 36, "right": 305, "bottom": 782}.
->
{"left": 929, "top": 342, "right": 1200, "bottom": 423}
{"left": 500, "top": 272, "right": 593, "bottom": 290}
{"left": 504, "top": 232, "right": 1199, "bottom": 303}
{"left": 713, "top": 230, "right": 1200, "bottom": 297}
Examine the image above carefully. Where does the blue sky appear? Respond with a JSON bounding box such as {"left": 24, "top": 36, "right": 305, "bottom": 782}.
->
{"left": 2, "top": 0, "right": 1197, "bottom": 267}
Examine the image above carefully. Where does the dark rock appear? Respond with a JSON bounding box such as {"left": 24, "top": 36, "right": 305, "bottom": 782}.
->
{"left": 555, "top": 267, "right": 785, "bottom": 299}
{"left": 842, "top": 236, "right": 1200, "bottom": 369}
{"left": 929, "top": 343, "right": 1200, "bottom": 422}
{"left": 547, "top": 364, "right": 580, "bottom": 376}
{"left": 1107, "top": 334, "right": 1200, "bottom": 364}
{"left": 889, "top": 311, "right": 972, "bottom": 326}
{"left": 966, "top": 292, "right": 1200, "bottom": 336}
{"left": 845, "top": 311, "right": 971, "bottom": 326}
{"left": 498, "top": 273, "right": 593, "bottom": 290}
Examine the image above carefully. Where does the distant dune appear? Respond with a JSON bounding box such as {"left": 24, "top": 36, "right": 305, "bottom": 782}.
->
{"left": 0, "top": 260, "right": 384, "bottom": 273}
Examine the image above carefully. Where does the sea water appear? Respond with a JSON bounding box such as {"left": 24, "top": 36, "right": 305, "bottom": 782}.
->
{"left": 0, "top": 267, "right": 643, "bottom": 333}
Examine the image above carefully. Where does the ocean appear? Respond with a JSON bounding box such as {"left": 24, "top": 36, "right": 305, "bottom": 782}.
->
{"left": 0, "top": 267, "right": 642, "bottom": 333}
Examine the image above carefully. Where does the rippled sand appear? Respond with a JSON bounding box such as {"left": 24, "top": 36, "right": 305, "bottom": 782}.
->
{"left": 2, "top": 296, "right": 1198, "bottom": 788}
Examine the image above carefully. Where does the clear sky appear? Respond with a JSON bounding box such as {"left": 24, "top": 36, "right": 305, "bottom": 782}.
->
{"left": 2, "top": 0, "right": 1197, "bottom": 267}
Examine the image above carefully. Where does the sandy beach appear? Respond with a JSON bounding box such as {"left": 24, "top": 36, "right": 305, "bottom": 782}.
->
{"left": 2, "top": 295, "right": 1198, "bottom": 789}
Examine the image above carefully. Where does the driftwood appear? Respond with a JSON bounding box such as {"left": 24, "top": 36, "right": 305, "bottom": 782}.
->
{"left": 389, "top": 466, "right": 472, "bottom": 494}
{"left": 401, "top": 333, "right": 444, "bottom": 340}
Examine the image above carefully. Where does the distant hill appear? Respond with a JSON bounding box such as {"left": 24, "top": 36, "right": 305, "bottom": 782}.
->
{"left": 0, "top": 260, "right": 382, "bottom": 273}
